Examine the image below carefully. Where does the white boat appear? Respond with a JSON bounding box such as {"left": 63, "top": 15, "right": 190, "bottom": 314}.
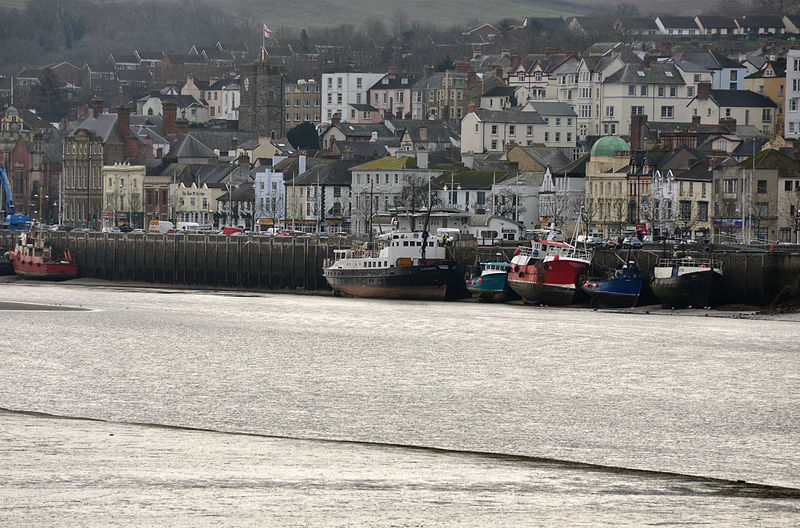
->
{"left": 322, "top": 231, "right": 461, "bottom": 300}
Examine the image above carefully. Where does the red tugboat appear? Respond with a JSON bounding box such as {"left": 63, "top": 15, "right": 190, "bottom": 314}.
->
{"left": 507, "top": 230, "right": 591, "bottom": 306}
{"left": 9, "top": 228, "right": 79, "bottom": 280}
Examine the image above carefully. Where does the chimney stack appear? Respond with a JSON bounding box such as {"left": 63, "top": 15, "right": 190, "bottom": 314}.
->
{"left": 124, "top": 135, "right": 138, "bottom": 158}
{"left": 388, "top": 63, "right": 398, "bottom": 74}
{"left": 468, "top": 103, "right": 476, "bottom": 113}
{"left": 697, "top": 81, "right": 712, "bottom": 100}
{"left": 117, "top": 104, "right": 131, "bottom": 142}
{"left": 630, "top": 114, "right": 648, "bottom": 152}
{"left": 643, "top": 54, "right": 654, "bottom": 68}
{"left": 162, "top": 99, "right": 178, "bottom": 135}
{"left": 92, "top": 97, "right": 104, "bottom": 118}
{"left": 175, "top": 118, "right": 189, "bottom": 137}
{"left": 423, "top": 65, "right": 433, "bottom": 76}
{"left": 331, "top": 113, "right": 341, "bottom": 126}
{"left": 720, "top": 117, "right": 737, "bottom": 132}
{"left": 231, "top": 136, "right": 238, "bottom": 150}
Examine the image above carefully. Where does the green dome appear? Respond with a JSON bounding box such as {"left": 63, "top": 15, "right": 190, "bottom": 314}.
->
{"left": 590, "top": 136, "right": 630, "bottom": 158}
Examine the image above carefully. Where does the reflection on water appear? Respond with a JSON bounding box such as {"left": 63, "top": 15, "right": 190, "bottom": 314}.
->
{"left": 0, "top": 283, "right": 799, "bottom": 524}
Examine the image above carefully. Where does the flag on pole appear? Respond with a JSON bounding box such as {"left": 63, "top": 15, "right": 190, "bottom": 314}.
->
{"left": 263, "top": 24, "right": 272, "bottom": 38}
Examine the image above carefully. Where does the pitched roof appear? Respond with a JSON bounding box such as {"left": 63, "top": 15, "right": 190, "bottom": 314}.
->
{"left": 740, "top": 148, "right": 800, "bottom": 173}
{"left": 292, "top": 160, "right": 359, "bottom": 186}
{"left": 430, "top": 169, "right": 497, "bottom": 190}
{"left": 368, "top": 74, "right": 421, "bottom": 90}
{"left": 189, "top": 129, "right": 259, "bottom": 152}
{"left": 737, "top": 15, "right": 785, "bottom": 29}
{"left": 333, "top": 122, "right": 394, "bottom": 138}
{"left": 617, "top": 16, "right": 659, "bottom": 30}
{"left": 136, "top": 51, "right": 164, "bottom": 61}
{"left": 396, "top": 120, "right": 459, "bottom": 143}
{"left": 745, "top": 58, "right": 786, "bottom": 79}
{"left": 349, "top": 103, "right": 378, "bottom": 112}
{"left": 68, "top": 113, "right": 120, "bottom": 142}
{"left": 657, "top": 16, "right": 699, "bottom": 29}
{"left": 695, "top": 16, "right": 738, "bottom": 29}
{"left": 207, "top": 76, "right": 238, "bottom": 90}
{"left": 709, "top": 89, "right": 777, "bottom": 108}
{"left": 524, "top": 101, "right": 577, "bottom": 117}
{"left": 351, "top": 156, "right": 418, "bottom": 170}
{"left": 331, "top": 140, "right": 392, "bottom": 159}
{"left": 473, "top": 108, "right": 545, "bottom": 124}
{"left": 168, "top": 134, "right": 217, "bottom": 159}
{"left": 603, "top": 62, "right": 685, "bottom": 85}
{"left": 515, "top": 145, "right": 571, "bottom": 170}
{"left": 483, "top": 86, "right": 517, "bottom": 97}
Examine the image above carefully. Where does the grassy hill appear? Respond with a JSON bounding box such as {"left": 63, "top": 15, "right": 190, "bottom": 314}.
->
{"left": 0, "top": 0, "right": 604, "bottom": 30}
{"left": 0, "top": 0, "right": 722, "bottom": 27}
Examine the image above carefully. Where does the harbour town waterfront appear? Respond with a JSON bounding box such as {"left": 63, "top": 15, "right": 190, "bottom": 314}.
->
{"left": 0, "top": 283, "right": 798, "bottom": 525}
{"left": 3, "top": 230, "right": 800, "bottom": 307}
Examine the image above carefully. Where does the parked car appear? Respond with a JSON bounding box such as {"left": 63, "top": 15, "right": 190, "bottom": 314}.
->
{"left": 49, "top": 224, "right": 74, "bottom": 232}
{"left": 102, "top": 226, "right": 122, "bottom": 233}
{"left": 622, "top": 237, "right": 643, "bottom": 249}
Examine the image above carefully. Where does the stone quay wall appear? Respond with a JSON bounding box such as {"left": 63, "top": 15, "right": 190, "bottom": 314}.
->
{"left": 3, "top": 231, "right": 797, "bottom": 306}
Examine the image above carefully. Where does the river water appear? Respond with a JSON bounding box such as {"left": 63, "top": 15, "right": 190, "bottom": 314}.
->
{"left": 1, "top": 281, "right": 799, "bottom": 526}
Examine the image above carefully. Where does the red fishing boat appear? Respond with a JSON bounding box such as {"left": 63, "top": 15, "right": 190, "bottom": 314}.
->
{"left": 9, "top": 229, "right": 79, "bottom": 280}
{"left": 507, "top": 230, "right": 591, "bottom": 306}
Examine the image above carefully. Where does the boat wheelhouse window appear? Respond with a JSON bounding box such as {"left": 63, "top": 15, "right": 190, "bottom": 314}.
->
{"left": 403, "top": 241, "right": 409, "bottom": 246}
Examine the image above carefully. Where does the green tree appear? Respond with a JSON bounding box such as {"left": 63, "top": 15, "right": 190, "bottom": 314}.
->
{"left": 435, "top": 55, "right": 456, "bottom": 72}
{"left": 287, "top": 122, "right": 320, "bottom": 150}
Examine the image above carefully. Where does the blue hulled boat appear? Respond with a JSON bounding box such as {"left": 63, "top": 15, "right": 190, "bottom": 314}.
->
{"left": 466, "top": 261, "right": 516, "bottom": 302}
{"left": 581, "top": 263, "right": 644, "bottom": 308}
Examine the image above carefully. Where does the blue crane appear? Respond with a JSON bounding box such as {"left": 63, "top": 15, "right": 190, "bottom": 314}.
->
{"left": 0, "top": 167, "right": 31, "bottom": 230}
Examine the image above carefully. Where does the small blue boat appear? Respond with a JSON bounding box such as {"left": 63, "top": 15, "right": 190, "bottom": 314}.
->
{"left": 581, "top": 263, "right": 644, "bottom": 308}
{"left": 466, "top": 261, "right": 516, "bottom": 302}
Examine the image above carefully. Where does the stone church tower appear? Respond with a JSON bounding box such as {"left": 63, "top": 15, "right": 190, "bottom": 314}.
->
{"left": 239, "top": 62, "right": 285, "bottom": 138}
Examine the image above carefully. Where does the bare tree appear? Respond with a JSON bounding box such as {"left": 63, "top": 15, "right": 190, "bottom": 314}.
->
{"left": 609, "top": 199, "right": 627, "bottom": 238}
{"left": 492, "top": 188, "right": 523, "bottom": 221}
{"left": 129, "top": 192, "right": 142, "bottom": 229}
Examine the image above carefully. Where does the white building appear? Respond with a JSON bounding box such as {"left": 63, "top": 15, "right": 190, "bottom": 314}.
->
{"left": 321, "top": 72, "right": 385, "bottom": 124}
{"left": 572, "top": 56, "right": 624, "bottom": 139}
{"left": 102, "top": 162, "right": 145, "bottom": 228}
{"left": 205, "top": 76, "right": 241, "bottom": 122}
{"left": 785, "top": 49, "right": 800, "bottom": 139}
{"left": 253, "top": 167, "right": 286, "bottom": 231}
{"left": 460, "top": 108, "right": 576, "bottom": 155}
{"left": 600, "top": 62, "right": 696, "bottom": 136}
{"left": 349, "top": 155, "right": 441, "bottom": 235}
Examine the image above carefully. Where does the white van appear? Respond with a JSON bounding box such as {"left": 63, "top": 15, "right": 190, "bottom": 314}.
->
{"left": 176, "top": 222, "right": 200, "bottom": 232}
{"left": 148, "top": 220, "right": 175, "bottom": 234}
